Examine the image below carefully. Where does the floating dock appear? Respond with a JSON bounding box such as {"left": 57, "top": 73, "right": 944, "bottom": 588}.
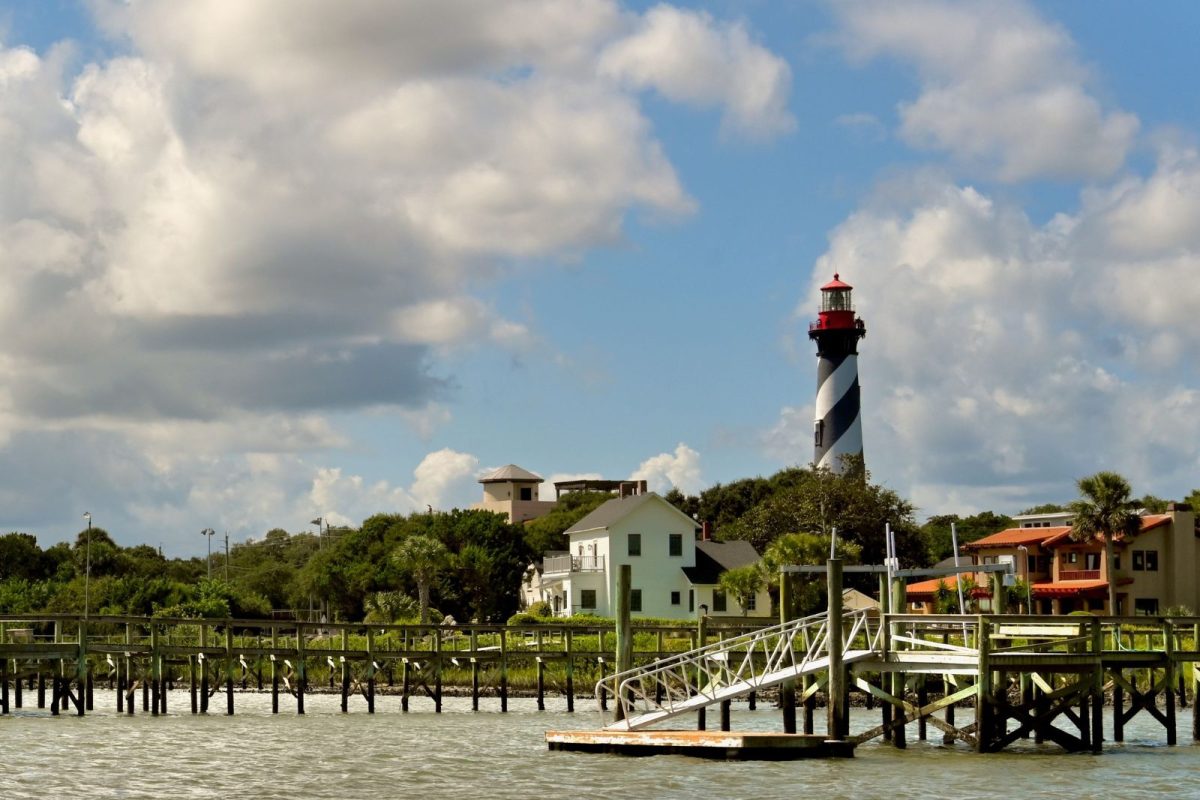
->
{"left": 546, "top": 729, "right": 855, "bottom": 760}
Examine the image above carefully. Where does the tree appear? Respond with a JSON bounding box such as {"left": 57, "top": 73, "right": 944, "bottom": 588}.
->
{"left": 719, "top": 460, "right": 923, "bottom": 576}
{"left": 762, "top": 532, "right": 863, "bottom": 617}
{"left": 1020, "top": 502, "right": 1066, "bottom": 515}
{"left": 718, "top": 565, "right": 765, "bottom": 617}
{"left": 392, "top": 534, "right": 449, "bottom": 624}
{"left": 1067, "top": 472, "right": 1142, "bottom": 614}
{"left": 920, "top": 511, "right": 1014, "bottom": 563}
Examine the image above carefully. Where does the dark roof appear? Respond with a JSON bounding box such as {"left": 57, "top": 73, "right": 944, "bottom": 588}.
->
{"left": 682, "top": 540, "right": 761, "bottom": 586}
{"left": 564, "top": 493, "right": 661, "bottom": 534}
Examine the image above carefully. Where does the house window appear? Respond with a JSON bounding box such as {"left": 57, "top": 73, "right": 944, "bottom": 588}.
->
{"left": 580, "top": 589, "right": 596, "bottom": 610}
{"left": 1085, "top": 553, "right": 1100, "bottom": 570}
{"left": 1134, "top": 598, "right": 1159, "bottom": 616}
{"left": 519, "top": 487, "right": 532, "bottom": 501}
{"left": 1114, "top": 554, "right": 1121, "bottom": 570}
{"left": 745, "top": 593, "right": 756, "bottom": 611}
{"left": 1145, "top": 551, "right": 1158, "bottom": 572}
{"left": 1132, "top": 551, "right": 1145, "bottom": 571}
{"left": 1068, "top": 552, "right": 1078, "bottom": 564}
{"left": 671, "top": 591, "right": 681, "bottom": 606}
{"left": 630, "top": 589, "right": 642, "bottom": 613}
{"left": 628, "top": 533, "right": 641, "bottom": 557}
{"left": 669, "top": 533, "right": 682, "bottom": 557}
{"left": 713, "top": 590, "right": 727, "bottom": 613}
{"left": 688, "top": 589, "right": 694, "bottom": 612}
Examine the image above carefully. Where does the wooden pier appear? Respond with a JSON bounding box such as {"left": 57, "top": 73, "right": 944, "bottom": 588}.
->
{"left": 564, "top": 560, "right": 1200, "bottom": 758}
{"left": 0, "top": 614, "right": 760, "bottom": 717}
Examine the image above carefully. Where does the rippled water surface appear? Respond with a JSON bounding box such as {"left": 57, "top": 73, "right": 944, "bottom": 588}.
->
{"left": 2, "top": 693, "right": 1197, "bottom": 799}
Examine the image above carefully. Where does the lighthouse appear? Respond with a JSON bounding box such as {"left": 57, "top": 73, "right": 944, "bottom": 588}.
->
{"left": 808, "top": 273, "right": 866, "bottom": 473}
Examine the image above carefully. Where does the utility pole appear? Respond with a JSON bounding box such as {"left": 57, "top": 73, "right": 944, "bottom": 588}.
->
{"left": 224, "top": 531, "right": 230, "bottom": 582}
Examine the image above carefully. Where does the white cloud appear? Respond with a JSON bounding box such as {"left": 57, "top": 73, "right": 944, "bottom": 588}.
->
{"left": 832, "top": 0, "right": 1137, "bottom": 180}
{"left": 410, "top": 448, "right": 481, "bottom": 510}
{"left": 784, "top": 157, "right": 1200, "bottom": 514}
{"left": 599, "top": 5, "right": 795, "bottom": 139}
{"left": 632, "top": 443, "right": 703, "bottom": 495}
{"left": 0, "top": 4, "right": 793, "bottom": 549}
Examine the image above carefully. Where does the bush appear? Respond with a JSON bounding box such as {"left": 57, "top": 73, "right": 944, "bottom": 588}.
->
{"left": 526, "top": 600, "right": 552, "bottom": 618}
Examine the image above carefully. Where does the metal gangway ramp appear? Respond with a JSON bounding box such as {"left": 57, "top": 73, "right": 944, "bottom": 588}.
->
{"left": 600, "top": 608, "right": 881, "bottom": 731}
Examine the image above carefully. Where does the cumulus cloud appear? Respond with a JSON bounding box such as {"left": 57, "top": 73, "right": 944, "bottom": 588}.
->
{"left": 0, "top": 3, "right": 792, "bottom": 548}
{"left": 632, "top": 443, "right": 703, "bottom": 495}
{"left": 831, "top": 0, "right": 1137, "bottom": 180}
{"left": 599, "top": 5, "right": 795, "bottom": 139}
{"left": 779, "top": 153, "right": 1200, "bottom": 513}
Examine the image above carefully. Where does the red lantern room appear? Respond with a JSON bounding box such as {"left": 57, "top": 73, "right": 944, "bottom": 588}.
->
{"left": 811, "top": 273, "right": 864, "bottom": 334}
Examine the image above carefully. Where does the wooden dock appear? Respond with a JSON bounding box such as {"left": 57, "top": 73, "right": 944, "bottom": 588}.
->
{"left": 546, "top": 729, "right": 855, "bottom": 759}
{"left": 0, "top": 614, "right": 763, "bottom": 717}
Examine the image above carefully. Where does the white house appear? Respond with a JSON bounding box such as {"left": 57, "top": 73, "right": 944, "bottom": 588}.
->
{"left": 537, "top": 491, "right": 771, "bottom": 620}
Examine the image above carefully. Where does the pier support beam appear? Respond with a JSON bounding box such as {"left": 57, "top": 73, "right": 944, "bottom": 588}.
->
{"left": 826, "top": 558, "right": 845, "bottom": 741}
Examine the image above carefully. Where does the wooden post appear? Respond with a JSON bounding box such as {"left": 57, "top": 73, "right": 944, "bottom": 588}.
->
{"left": 401, "top": 658, "right": 410, "bottom": 712}
{"left": 366, "top": 628, "right": 375, "bottom": 714}
{"left": 696, "top": 612, "right": 707, "bottom": 730}
{"left": 720, "top": 699, "right": 732, "bottom": 731}
{"left": 150, "top": 625, "right": 159, "bottom": 717}
{"left": 225, "top": 625, "right": 235, "bottom": 715}
{"left": 1165, "top": 622, "right": 1177, "bottom": 746}
{"left": 341, "top": 628, "right": 350, "bottom": 714}
{"left": 37, "top": 669, "right": 45, "bottom": 709}
{"left": 890, "top": 576, "right": 907, "bottom": 748}
{"left": 500, "top": 626, "right": 509, "bottom": 713}
{"left": 614, "top": 563, "right": 632, "bottom": 724}
{"left": 779, "top": 572, "right": 796, "bottom": 733}
{"left": 434, "top": 629, "right": 443, "bottom": 714}
{"left": 976, "top": 616, "right": 992, "bottom": 753}
{"left": 536, "top": 629, "right": 545, "bottom": 711}
{"left": 565, "top": 630, "right": 575, "bottom": 713}
{"left": 271, "top": 626, "right": 279, "bottom": 715}
{"left": 917, "top": 677, "right": 928, "bottom": 741}
{"left": 1, "top": 656, "right": 8, "bottom": 715}
{"left": 296, "top": 624, "right": 306, "bottom": 715}
{"left": 826, "top": 558, "right": 845, "bottom": 741}
{"left": 13, "top": 660, "right": 21, "bottom": 709}
{"left": 1091, "top": 618, "right": 1103, "bottom": 752}
{"left": 75, "top": 620, "right": 87, "bottom": 716}
{"left": 199, "top": 625, "right": 209, "bottom": 714}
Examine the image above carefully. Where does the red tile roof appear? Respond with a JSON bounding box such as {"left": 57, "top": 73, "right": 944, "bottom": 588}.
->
{"left": 1031, "top": 579, "right": 1107, "bottom": 598}
{"left": 962, "top": 527, "right": 1070, "bottom": 550}
{"left": 966, "top": 514, "right": 1174, "bottom": 551}
{"left": 906, "top": 573, "right": 989, "bottom": 599}
{"left": 1042, "top": 514, "right": 1172, "bottom": 548}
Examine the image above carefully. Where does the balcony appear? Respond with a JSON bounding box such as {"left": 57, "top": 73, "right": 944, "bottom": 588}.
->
{"left": 1058, "top": 570, "right": 1101, "bottom": 581}
{"left": 543, "top": 555, "right": 605, "bottom": 576}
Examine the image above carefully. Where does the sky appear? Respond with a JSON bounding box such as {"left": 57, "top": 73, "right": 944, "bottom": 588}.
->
{"left": 1, "top": 0, "right": 1199, "bottom": 556}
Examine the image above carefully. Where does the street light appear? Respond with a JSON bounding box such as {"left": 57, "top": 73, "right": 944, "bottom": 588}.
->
{"left": 202, "top": 528, "right": 216, "bottom": 579}
{"left": 82, "top": 512, "right": 92, "bottom": 620}
{"left": 1018, "top": 545, "right": 1033, "bottom": 614}
{"left": 311, "top": 517, "right": 323, "bottom": 549}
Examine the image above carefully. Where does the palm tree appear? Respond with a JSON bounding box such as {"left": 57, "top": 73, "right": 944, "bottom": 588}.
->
{"left": 1067, "top": 472, "right": 1142, "bottom": 615}
{"left": 392, "top": 535, "right": 448, "bottom": 624}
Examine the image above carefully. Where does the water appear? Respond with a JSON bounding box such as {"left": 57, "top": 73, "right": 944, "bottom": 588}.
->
{"left": 1, "top": 694, "right": 1197, "bottom": 799}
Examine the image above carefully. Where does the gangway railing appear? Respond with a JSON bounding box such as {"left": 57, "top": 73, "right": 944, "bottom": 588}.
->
{"left": 599, "top": 608, "right": 881, "bottom": 731}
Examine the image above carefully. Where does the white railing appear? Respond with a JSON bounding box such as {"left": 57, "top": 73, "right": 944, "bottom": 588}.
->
{"left": 542, "top": 555, "right": 605, "bottom": 575}
{"left": 599, "top": 608, "right": 881, "bottom": 731}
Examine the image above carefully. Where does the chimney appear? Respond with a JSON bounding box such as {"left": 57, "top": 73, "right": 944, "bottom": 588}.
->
{"left": 701, "top": 521, "right": 712, "bottom": 541}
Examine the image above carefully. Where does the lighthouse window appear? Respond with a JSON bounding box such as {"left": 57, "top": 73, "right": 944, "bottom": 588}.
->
{"left": 814, "top": 420, "right": 824, "bottom": 447}
{"left": 822, "top": 290, "right": 850, "bottom": 313}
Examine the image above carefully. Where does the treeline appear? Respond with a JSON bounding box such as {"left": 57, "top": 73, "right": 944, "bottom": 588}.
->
{"left": 5, "top": 462, "right": 1195, "bottom": 623}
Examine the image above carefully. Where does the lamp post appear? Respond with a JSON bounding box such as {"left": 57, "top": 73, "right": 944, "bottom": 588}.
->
{"left": 82, "top": 512, "right": 92, "bottom": 620}
{"left": 1018, "top": 545, "right": 1033, "bottom": 614}
{"left": 202, "top": 528, "right": 216, "bottom": 579}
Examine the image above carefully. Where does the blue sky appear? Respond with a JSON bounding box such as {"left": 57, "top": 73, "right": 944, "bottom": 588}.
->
{"left": 1, "top": 1, "right": 1198, "bottom": 555}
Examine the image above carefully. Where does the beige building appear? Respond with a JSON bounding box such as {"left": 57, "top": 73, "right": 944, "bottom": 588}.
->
{"left": 956, "top": 504, "right": 1199, "bottom": 615}
{"left": 472, "top": 464, "right": 557, "bottom": 523}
